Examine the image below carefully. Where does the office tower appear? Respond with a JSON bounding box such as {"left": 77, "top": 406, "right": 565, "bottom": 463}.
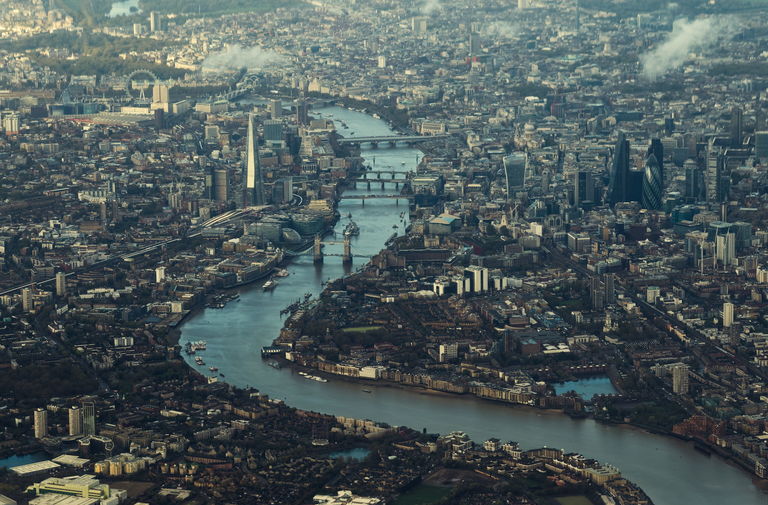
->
{"left": 411, "top": 17, "right": 428, "bottom": 33}
{"left": 133, "top": 23, "right": 143, "bottom": 36}
{"left": 608, "top": 133, "right": 630, "bottom": 206}
{"left": 2, "top": 114, "right": 20, "bottom": 135}
{"left": 604, "top": 274, "right": 616, "bottom": 304}
{"left": 68, "top": 406, "right": 82, "bottom": 436}
{"left": 672, "top": 364, "right": 689, "bottom": 394}
{"left": 82, "top": 402, "right": 95, "bottom": 436}
{"left": 723, "top": 302, "right": 734, "bottom": 328}
{"left": 149, "top": 11, "right": 162, "bottom": 32}
{"left": 244, "top": 114, "right": 265, "bottom": 206}
{"left": 716, "top": 232, "right": 736, "bottom": 266}
{"left": 22, "top": 287, "right": 33, "bottom": 312}
{"left": 377, "top": 55, "right": 387, "bottom": 68}
{"left": 155, "top": 267, "right": 166, "bottom": 283}
{"left": 34, "top": 408, "right": 48, "bottom": 439}
{"left": 573, "top": 170, "right": 595, "bottom": 207}
{"left": 263, "top": 120, "right": 283, "bottom": 142}
{"left": 503, "top": 153, "right": 526, "bottom": 198}
{"left": 641, "top": 152, "right": 663, "bottom": 210}
{"left": 204, "top": 125, "right": 221, "bottom": 141}
{"left": 55, "top": 272, "right": 66, "bottom": 297}
{"left": 730, "top": 107, "right": 743, "bottom": 147}
{"left": 469, "top": 32, "right": 481, "bottom": 56}
{"left": 152, "top": 84, "right": 169, "bottom": 104}
{"left": 706, "top": 141, "right": 726, "bottom": 204}
{"left": 755, "top": 131, "right": 768, "bottom": 160}
{"left": 295, "top": 99, "right": 309, "bottom": 125}
{"left": 590, "top": 276, "right": 604, "bottom": 309}
{"left": 683, "top": 159, "right": 703, "bottom": 202}
{"left": 213, "top": 168, "right": 228, "bottom": 202}
{"left": 647, "top": 138, "right": 664, "bottom": 185}
{"left": 270, "top": 99, "right": 282, "bottom": 119}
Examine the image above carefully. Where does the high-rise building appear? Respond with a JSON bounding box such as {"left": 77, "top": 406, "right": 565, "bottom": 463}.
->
{"left": 22, "top": 287, "right": 33, "bottom": 312}
{"left": 706, "top": 141, "right": 726, "bottom": 204}
{"left": 716, "top": 232, "right": 736, "bottom": 266}
{"left": 263, "top": 120, "right": 283, "bottom": 142}
{"left": 608, "top": 133, "right": 631, "bottom": 206}
{"left": 270, "top": 99, "right": 282, "bottom": 119}
{"left": 55, "top": 271, "right": 67, "bottom": 297}
{"left": 244, "top": 114, "right": 265, "bottom": 207}
{"left": 152, "top": 84, "right": 169, "bottom": 104}
{"left": 503, "top": 153, "right": 526, "bottom": 199}
{"left": 155, "top": 267, "right": 166, "bottom": 283}
{"left": 573, "top": 170, "right": 596, "bottom": 207}
{"left": 213, "top": 168, "right": 229, "bottom": 203}
{"left": 723, "top": 302, "right": 734, "bottom": 328}
{"left": 377, "top": 55, "right": 387, "bottom": 68}
{"left": 647, "top": 138, "right": 664, "bottom": 186}
{"left": 34, "top": 408, "right": 48, "bottom": 439}
{"left": 518, "top": 0, "right": 528, "bottom": 8}
{"left": 295, "top": 99, "right": 309, "bottom": 126}
{"left": 683, "top": 159, "right": 703, "bottom": 202}
{"left": 469, "top": 32, "right": 481, "bottom": 56}
{"left": 2, "top": 113, "right": 20, "bottom": 135}
{"left": 68, "top": 406, "right": 82, "bottom": 436}
{"left": 755, "top": 131, "right": 768, "bottom": 160}
{"left": 149, "top": 11, "right": 162, "bottom": 32}
{"left": 604, "top": 274, "right": 616, "bottom": 304}
{"left": 672, "top": 363, "right": 689, "bottom": 394}
{"left": 641, "top": 152, "right": 663, "bottom": 210}
{"left": 730, "top": 106, "right": 743, "bottom": 147}
{"left": 82, "top": 402, "right": 96, "bottom": 436}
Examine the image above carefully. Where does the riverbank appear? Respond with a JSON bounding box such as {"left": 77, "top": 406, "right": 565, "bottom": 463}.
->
{"left": 176, "top": 105, "right": 768, "bottom": 505}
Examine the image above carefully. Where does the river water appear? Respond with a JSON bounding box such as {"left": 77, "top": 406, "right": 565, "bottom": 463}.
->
{"left": 180, "top": 106, "right": 767, "bottom": 505}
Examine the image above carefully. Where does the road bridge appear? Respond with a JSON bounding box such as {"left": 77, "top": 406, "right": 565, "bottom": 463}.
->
{"left": 337, "top": 134, "right": 450, "bottom": 146}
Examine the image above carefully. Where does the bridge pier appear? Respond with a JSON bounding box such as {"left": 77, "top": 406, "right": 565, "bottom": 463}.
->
{"left": 367, "top": 181, "right": 371, "bottom": 190}
{"left": 381, "top": 181, "right": 385, "bottom": 189}
{"left": 313, "top": 234, "right": 323, "bottom": 263}
{"left": 342, "top": 237, "right": 352, "bottom": 264}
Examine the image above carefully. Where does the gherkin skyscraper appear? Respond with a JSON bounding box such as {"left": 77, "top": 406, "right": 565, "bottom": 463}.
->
{"left": 642, "top": 153, "right": 663, "bottom": 210}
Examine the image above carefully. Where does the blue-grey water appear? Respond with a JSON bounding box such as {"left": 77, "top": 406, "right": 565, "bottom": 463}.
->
{"left": 0, "top": 452, "right": 47, "bottom": 469}
{"left": 553, "top": 376, "right": 618, "bottom": 398}
{"left": 180, "top": 106, "right": 768, "bottom": 505}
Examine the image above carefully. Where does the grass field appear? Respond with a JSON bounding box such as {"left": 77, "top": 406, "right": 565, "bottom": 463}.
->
{"left": 341, "top": 326, "right": 384, "bottom": 333}
{"left": 555, "top": 496, "right": 594, "bottom": 505}
{"left": 393, "top": 485, "right": 452, "bottom": 505}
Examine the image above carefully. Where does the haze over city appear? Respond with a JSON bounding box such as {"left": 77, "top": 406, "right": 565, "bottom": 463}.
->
{"left": 0, "top": 1, "right": 767, "bottom": 505}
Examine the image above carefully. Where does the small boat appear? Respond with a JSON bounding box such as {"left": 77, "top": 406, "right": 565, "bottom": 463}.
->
{"left": 362, "top": 389, "right": 372, "bottom": 393}
{"left": 209, "top": 366, "right": 218, "bottom": 372}
{"left": 274, "top": 269, "right": 289, "bottom": 277}
{"left": 219, "top": 373, "right": 226, "bottom": 377}
{"left": 267, "top": 360, "right": 281, "bottom": 369}
{"left": 263, "top": 279, "right": 277, "bottom": 291}
{"left": 195, "top": 357, "right": 205, "bottom": 366}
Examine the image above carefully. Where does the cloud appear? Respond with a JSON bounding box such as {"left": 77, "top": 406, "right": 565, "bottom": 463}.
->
{"left": 202, "top": 45, "right": 285, "bottom": 73}
{"left": 420, "top": 0, "right": 441, "bottom": 15}
{"left": 482, "top": 21, "right": 520, "bottom": 40}
{"left": 640, "top": 17, "right": 736, "bottom": 80}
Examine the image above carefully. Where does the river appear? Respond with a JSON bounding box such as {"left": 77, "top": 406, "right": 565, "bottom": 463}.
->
{"left": 179, "top": 106, "right": 767, "bottom": 505}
